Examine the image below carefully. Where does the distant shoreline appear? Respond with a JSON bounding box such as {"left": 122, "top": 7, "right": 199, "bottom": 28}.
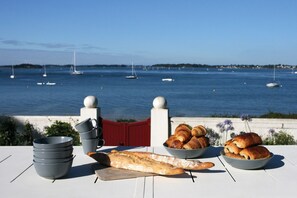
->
{"left": 0, "top": 63, "right": 296, "bottom": 70}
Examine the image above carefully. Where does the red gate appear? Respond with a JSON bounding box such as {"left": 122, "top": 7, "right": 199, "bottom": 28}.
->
{"left": 100, "top": 118, "right": 151, "bottom": 146}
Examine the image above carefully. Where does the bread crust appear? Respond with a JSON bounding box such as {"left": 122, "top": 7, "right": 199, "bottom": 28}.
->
{"left": 239, "top": 146, "right": 271, "bottom": 160}
{"left": 232, "top": 132, "right": 262, "bottom": 148}
{"left": 174, "top": 130, "right": 191, "bottom": 143}
{"left": 88, "top": 151, "right": 185, "bottom": 175}
{"left": 174, "top": 124, "right": 192, "bottom": 134}
{"left": 183, "top": 136, "right": 201, "bottom": 149}
{"left": 113, "top": 150, "right": 215, "bottom": 170}
{"left": 225, "top": 152, "right": 245, "bottom": 159}
{"left": 191, "top": 125, "right": 207, "bottom": 137}
{"left": 196, "top": 136, "right": 209, "bottom": 148}
{"left": 224, "top": 141, "right": 242, "bottom": 154}
{"left": 165, "top": 135, "right": 183, "bottom": 149}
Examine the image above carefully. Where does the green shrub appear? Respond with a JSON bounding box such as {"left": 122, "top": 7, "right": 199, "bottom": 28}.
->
{"left": 263, "top": 131, "right": 296, "bottom": 145}
{"left": 44, "top": 121, "right": 80, "bottom": 145}
{"left": 15, "top": 122, "right": 40, "bottom": 145}
{"left": 0, "top": 116, "right": 17, "bottom": 145}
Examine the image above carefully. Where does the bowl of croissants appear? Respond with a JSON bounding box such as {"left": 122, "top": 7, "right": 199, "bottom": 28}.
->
{"left": 163, "top": 124, "right": 210, "bottom": 159}
{"left": 221, "top": 132, "right": 273, "bottom": 170}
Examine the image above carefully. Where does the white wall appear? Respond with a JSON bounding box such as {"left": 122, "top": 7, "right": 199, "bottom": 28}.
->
{"left": 12, "top": 116, "right": 80, "bottom": 133}
{"left": 170, "top": 117, "right": 297, "bottom": 138}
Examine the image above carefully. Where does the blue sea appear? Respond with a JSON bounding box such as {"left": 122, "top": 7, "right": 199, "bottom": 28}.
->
{"left": 0, "top": 66, "right": 296, "bottom": 120}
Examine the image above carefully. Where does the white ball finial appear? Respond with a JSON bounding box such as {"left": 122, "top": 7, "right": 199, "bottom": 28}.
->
{"left": 84, "top": 96, "right": 98, "bottom": 108}
{"left": 153, "top": 96, "right": 167, "bottom": 109}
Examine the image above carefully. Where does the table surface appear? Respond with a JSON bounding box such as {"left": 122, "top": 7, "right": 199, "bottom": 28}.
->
{"left": 1, "top": 145, "right": 297, "bottom": 198}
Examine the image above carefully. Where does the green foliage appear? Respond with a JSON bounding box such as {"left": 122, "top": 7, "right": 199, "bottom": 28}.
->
{"left": 259, "top": 112, "right": 297, "bottom": 119}
{"left": 263, "top": 131, "right": 296, "bottom": 145}
{"left": 44, "top": 121, "right": 80, "bottom": 145}
{"left": 15, "top": 122, "right": 39, "bottom": 145}
{"left": 0, "top": 116, "right": 17, "bottom": 145}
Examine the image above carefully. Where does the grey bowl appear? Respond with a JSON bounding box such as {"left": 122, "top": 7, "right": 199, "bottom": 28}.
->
{"left": 33, "top": 148, "right": 73, "bottom": 159}
{"left": 163, "top": 143, "right": 209, "bottom": 159}
{"left": 33, "top": 155, "right": 73, "bottom": 163}
{"left": 220, "top": 150, "right": 273, "bottom": 170}
{"left": 33, "top": 158, "right": 73, "bottom": 179}
{"left": 33, "top": 136, "right": 73, "bottom": 149}
{"left": 33, "top": 145, "right": 73, "bottom": 152}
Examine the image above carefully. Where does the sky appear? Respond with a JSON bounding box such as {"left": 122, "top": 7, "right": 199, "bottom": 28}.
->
{"left": 0, "top": 0, "right": 296, "bottom": 66}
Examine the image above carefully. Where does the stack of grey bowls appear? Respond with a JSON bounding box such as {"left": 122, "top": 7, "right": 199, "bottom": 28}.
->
{"left": 75, "top": 118, "right": 102, "bottom": 154}
{"left": 33, "top": 136, "right": 74, "bottom": 179}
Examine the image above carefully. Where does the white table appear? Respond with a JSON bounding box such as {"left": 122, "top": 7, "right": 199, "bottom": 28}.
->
{"left": 1, "top": 146, "right": 297, "bottom": 198}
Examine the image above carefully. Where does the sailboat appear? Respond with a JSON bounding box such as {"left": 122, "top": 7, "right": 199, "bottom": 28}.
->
{"left": 42, "top": 65, "right": 47, "bottom": 77}
{"left": 266, "top": 65, "right": 281, "bottom": 88}
{"left": 125, "top": 62, "right": 138, "bottom": 79}
{"left": 70, "top": 51, "right": 83, "bottom": 75}
{"left": 10, "top": 65, "right": 15, "bottom": 79}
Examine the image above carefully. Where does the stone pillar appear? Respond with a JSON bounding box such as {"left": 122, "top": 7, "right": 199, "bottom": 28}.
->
{"left": 150, "top": 96, "right": 169, "bottom": 146}
{"left": 80, "top": 96, "right": 101, "bottom": 122}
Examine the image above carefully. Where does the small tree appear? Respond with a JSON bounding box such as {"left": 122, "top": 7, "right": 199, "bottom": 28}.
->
{"left": 44, "top": 121, "right": 80, "bottom": 145}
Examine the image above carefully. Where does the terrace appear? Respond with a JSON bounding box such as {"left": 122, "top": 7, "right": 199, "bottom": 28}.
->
{"left": 1, "top": 96, "right": 297, "bottom": 198}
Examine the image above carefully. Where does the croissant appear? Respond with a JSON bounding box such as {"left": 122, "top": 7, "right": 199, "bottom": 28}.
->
{"left": 165, "top": 135, "right": 183, "bottom": 149}
{"left": 239, "top": 146, "right": 271, "bottom": 160}
{"left": 191, "top": 125, "right": 207, "bottom": 137}
{"left": 174, "top": 124, "right": 192, "bottom": 134}
{"left": 196, "top": 136, "right": 209, "bottom": 148}
{"left": 174, "top": 130, "right": 191, "bottom": 143}
{"left": 183, "top": 136, "right": 201, "bottom": 149}
{"left": 232, "top": 132, "right": 262, "bottom": 148}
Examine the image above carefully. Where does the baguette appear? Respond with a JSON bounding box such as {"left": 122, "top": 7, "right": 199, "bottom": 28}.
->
{"left": 116, "top": 150, "right": 215, "bottom": 170}
{"left": 87, "top": 151, "right": 185, "bottom": 175}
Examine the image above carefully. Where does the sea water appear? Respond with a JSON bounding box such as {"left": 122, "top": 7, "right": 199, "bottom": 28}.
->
{"left": 0, "top": 66, "right": 296, "bottom": 120}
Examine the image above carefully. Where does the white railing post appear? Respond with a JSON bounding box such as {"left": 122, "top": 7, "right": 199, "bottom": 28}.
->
{"left": 150, "top": 96, "right": 169, "bottom": 146}
{"left": 80, "top": 96, "right": 101, "bottom": 122}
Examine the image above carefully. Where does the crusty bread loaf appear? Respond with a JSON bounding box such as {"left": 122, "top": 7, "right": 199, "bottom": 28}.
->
{"left": 224, "top": 141, "right": 242, "bottom": 154}
{"left": 118, "top": 150, "right": 215, "bottom": 170}
{"left": 87, "top": 151, "right": 185, "bottom": 175}
{"left": 239, "top": 146, "right": 271, "bottom": 160}
{"left": 191, "top": 125, "right": 207, "bottom": 137}
{"left": 183, "top": 136, "right": 201, "bottom": 149}
{"left": 232, "top": 132, "right": 262, "bottom": 148}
